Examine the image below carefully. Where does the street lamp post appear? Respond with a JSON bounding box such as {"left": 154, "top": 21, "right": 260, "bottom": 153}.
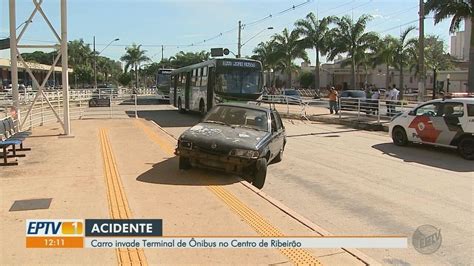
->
{"left": 446, "top": 74, "right": 451, "bottom": 94}
{"left": 94, "top": 37, "right": 119, "bottom": 89}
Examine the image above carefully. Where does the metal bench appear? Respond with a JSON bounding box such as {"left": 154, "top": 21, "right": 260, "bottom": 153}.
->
{"left": 0, "top": 117, "right": 30, "bottom": 166}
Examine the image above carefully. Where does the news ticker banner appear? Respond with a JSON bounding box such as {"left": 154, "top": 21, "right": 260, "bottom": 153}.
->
{"left": 26, "top": 219, "right": 407, "bottom": 249}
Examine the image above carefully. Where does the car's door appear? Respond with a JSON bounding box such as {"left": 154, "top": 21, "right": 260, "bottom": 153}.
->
{"left": 269, "top": 111, "right": 284, "bottom": 160}
{"left": 437, "top": 101, "right": 466, "bottom": 146}
{"left": 407, "top": 102, "right": 443, "bottom": 144}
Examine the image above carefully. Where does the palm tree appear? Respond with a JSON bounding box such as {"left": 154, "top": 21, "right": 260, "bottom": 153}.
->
{"left": 373, "top": 36, "right": 398, "bottom": 89}
{"left": 121, "top": 44, "right": 150, "bottom": 88}
{"left": 252, "top": 41, "right": 278, "bottom": 87}
{"left": 393, "top": 26, "right": 417, "bottom": 99}
{"left": 327, "top": 15, "right": 378, "bottom": 89}
{"left": 272, "top": 28, "right": 309, "bottom": 87}
{"left": 295, "top": 13, "right": 334, "bottom": 90}
{"left": 425, "top": 0, "right": 473, "bottom": 92}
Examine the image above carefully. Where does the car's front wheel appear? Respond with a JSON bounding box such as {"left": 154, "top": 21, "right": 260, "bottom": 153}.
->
{"left": 458, "top": 137, "right": 474, "bottom": 160}
{"left": 252, "top": 158, "right": 267, "bottom": 189}
{"left": 392, "top": 127, "right": 408, "bottom": 146}
{"left": 179, "top": 156, "right": 192, "bottom": 170}
{"left": 272, "top": 146, "right": 284, "bottom": 163}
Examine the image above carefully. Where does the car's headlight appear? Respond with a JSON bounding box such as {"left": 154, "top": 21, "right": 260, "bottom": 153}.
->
{"left": 229, "top": 149, "right": 259, "bottom": 158}
{"left": 179, "top": 140, "right": 193, "bottom": 150}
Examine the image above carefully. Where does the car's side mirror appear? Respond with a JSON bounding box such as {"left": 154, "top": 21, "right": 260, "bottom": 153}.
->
{"left": 408, "top": 110, "right": 415, "bottom": 116}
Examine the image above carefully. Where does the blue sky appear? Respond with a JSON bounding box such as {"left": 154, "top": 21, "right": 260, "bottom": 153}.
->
{"left": 1, "top": 0, "right": 453, "bottom": 64}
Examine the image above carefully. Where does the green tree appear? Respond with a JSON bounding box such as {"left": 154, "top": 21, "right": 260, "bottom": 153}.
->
{"left": 425, "top": 0, "right": 473, "bottom": 92}
{"left": 295, "top": 13, "right": 334, "bottom": 90}
{"left": 252, "top": 41, "right": 278, "bottom": 86}
{"left": 117, "top": 72, "right": 132, "bottom": 87}
{"left": 372, "top": 35, "right": 398, "bottom": 89}
{"left": 299, "top": 72, "right": 315, "bottom": 88}
{"left": 272, "top": 28, "right": 309, "bottom": 87}
{"left": 425, "top": 35, "right": 454, "bottom": 98}
{"left": 393, "top": 26, "right": 417, "bottom": 99}
{"left": 327, "top": 15, "right": 378, "bottom": 89}
{"left": 168, "top": 51, "right": 210, "bottom": 68}
{"left": 121, "top": 44, "right": 150, "bottom": 88}
{"left": 68, "top": 39, "right": 94, "bottom": 87}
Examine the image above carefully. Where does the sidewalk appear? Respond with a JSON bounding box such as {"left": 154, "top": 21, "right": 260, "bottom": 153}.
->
{"left": 1, "top": 118, "right": 373, "bottom": 265}
{"left": 272, "top": 103, "right": 390, "bottom": 131}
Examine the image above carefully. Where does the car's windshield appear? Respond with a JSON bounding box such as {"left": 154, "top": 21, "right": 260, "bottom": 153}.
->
{"left": 203, "top": 106, "right": 268, "bottom": 131}
{"left": 350, "top": 91, "right": 366, "bottom": 98}
{"left": 215, "top": 69, "right": 261, "bottom": 94}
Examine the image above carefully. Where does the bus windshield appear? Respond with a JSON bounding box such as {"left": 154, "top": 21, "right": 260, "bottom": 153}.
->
{"left": 216, "top": 69, "right": 261, "bottom": 94}
{"left": 157, "top": 73, "right": 170, "bottom": 86}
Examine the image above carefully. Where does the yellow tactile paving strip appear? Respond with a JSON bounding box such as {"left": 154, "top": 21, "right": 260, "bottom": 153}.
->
{"left": 134, "top": 120, "right": 322, "bottom": 265}
{"left": 209, "top": 185, "right": 322, "bottom": 265}
{"left": 99, "top": 128, "right": 148, "bottom": 266}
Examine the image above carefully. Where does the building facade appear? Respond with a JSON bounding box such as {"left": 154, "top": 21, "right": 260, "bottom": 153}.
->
{"left": 450, "top": 19, "right": 471, "bottom": 62}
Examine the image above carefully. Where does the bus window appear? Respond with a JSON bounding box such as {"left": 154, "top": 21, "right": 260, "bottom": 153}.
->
{"left": 216, "top": 69, "right": 260, "bottom": 94}
{"left": 201, "top": 68, "right": 208, "bottom": 87}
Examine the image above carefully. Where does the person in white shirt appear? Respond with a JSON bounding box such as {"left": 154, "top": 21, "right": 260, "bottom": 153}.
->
{"left": 386, "top": 85, "right": 399, "bottom": 116}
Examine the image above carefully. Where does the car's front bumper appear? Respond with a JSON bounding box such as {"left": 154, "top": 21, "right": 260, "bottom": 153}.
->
{"left": 176, "top": 148, "right": 256, "bottom": 173}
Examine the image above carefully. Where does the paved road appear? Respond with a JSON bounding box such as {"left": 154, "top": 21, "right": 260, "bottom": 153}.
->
{"left": 138, "top": 105, "right": 473, "bottom": 265}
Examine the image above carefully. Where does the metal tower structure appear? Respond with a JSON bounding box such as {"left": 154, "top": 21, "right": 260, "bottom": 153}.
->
{"left": 9, "top": 0, "right": 70, "bottom": 135}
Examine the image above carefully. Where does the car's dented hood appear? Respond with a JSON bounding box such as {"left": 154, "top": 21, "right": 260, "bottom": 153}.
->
{"left": 180, "top": 123, "right": 270, "bottom": 151}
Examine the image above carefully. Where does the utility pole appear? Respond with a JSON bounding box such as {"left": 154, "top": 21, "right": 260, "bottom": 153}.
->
{"left": 418, "top": 0, "right": 425, "bottom": 101}
{"left": 161, "top": 45, "right": 164, "bottom": 63}
{"left": 237, "top": 20, "right": 242, "bottom": 58}
{"left": 9, "top": 0, "right": 19, "bottom": 123}
{"left": 93, "top": 36, "right": 97, "bottom": 89}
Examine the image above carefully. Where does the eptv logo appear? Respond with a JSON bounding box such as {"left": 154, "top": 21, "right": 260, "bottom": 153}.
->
{"left": 26, "top": 219, "right": 84, "bottom": 236}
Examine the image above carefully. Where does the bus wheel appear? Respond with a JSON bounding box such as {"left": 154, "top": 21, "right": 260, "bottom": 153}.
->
{"left": 178, "top": 98, "right": 185, "bottom": 113}
{"left": 199, "top": 100, "right": 205, "bottom": 116}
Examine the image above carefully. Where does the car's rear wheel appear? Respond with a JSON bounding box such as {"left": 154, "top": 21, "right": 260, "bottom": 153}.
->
{"left": 392, "top": 127, "right": 408, "bottom": 146}
{"left": 179, "top": 156, "right": 192, "bottom": 170}
{"left": 458, "top": 137, "right": 474, "bottom": 160}
{"left": 252, "top": 158, "right": 267, "bottom": 189}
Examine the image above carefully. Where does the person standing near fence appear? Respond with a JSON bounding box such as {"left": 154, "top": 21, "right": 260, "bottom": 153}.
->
{"left": 386, "top": 85, "right": 399, "bottom": 116}
{"left": 328, "top": 87, "right": 338, "bottom": 114}
{"left": 370, "top": 89, "right": 380, "bottom": 114}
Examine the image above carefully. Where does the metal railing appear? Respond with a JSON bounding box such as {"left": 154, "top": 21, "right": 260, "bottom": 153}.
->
{"left": 0, "top": 90, "right": 155, "bottom": 130}
{"left": 261, "top": 94, "right": 423, "bottom": 124}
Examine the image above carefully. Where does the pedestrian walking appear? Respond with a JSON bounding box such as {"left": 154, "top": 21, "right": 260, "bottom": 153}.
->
{"left": 386, "top": 84, "right": 400, "bottom": 116}
{"left": 328, "top": 87, "right": 338, "bottom": 114}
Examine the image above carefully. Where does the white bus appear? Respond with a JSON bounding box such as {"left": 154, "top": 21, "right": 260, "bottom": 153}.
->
{"left": 170, "top": 58, "right": 263, "bottom": 115}
{"left": 156, "top": 68, "right": 173, "bottom": 100}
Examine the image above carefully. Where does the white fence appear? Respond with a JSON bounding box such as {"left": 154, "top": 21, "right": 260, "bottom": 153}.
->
{"left": 0, "top": 88, "right": 161, "bottom": 130}
{"left": 260, "top": 95, "right": 423, "bottom": 124}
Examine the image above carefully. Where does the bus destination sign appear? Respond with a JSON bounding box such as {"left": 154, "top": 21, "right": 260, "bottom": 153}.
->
{"left": 220, "top": 60, "right": 259, "bottom": 68}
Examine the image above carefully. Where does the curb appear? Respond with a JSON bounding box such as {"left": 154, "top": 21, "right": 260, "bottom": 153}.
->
{"left": 240, "top": 181, "right": 381, "bottom": 266}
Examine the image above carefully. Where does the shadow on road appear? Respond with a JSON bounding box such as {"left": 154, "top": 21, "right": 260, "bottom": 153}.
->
{"left": 136, "top": 157, "right": 239, "bottom": 186}
{"left": 126, "top": 109, "right": 201, "bottom": 128}
{"left": 118, "top": 98, "right": 170, "bottom": 105}
{"left": 372, "top": 143, "right": 474, "bottom": 172}
{"left": 287, "top": 129, "right": 358, "bottom": 138}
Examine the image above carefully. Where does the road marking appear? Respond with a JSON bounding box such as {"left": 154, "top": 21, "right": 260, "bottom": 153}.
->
{"left": 135, "top": 120, "right": 322, "bottom": 265}
{"left": 99, "top": 128, "right": 148, "bottom": 266}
